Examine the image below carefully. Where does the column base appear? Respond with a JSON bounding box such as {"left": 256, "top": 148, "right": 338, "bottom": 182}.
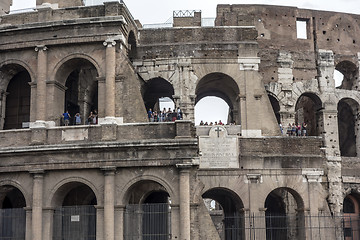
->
{"left": 241, "top": 129, "right": 262, "bottom": 138}
{"left": 99, "top": 117, "right": 123, "bottom": 125}
{"left": 30, "top": 120, "right": 56, "bottom": 129}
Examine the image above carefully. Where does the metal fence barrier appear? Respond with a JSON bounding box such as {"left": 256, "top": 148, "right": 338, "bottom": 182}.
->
{"left": 0, "top": 208, "right": 26, "bottom": 240}
{"left": 53, "top": 205, "right": 96, "bottom": 240}
{"left": 124, "top": 203, "right": 171, "bottom": 240}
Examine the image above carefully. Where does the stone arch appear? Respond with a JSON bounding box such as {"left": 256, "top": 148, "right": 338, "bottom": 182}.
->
{"left": 0, "top": 180, "right": 30, "bottom": 207}
{"left": 201, "top": 187, "right": 245, "bottom": 240}
{"left": 0, "top": 183, "right": 27, "bottom": 240}
{"left": 52, "top": 53, "right": 102, "bottom": 84}
{"left": 0, "top": 62, "right": 32, "bottom": 130}
{"left": 267, "top": 91, "right": 281, "bottom": 124}
{"left": 127, "top": 30, "right": 137, "bottom": 61}
{"left": 264, "top": 187, "right": 305, "bottom": 240}
{"left": 142, "top": 77, "right": 175, "bottom": 114}
{"left": 52, "top": 55, "right": 100, "bottom": 125}
{"left": 121, "top": 176, "right": 175, "bottom": 205}
{"left": 295, "top": 92, "right": 323, "bottom": 136}
{"left": 48, "top": 177, "right": 100, "bottom": 207}
{"left": 335, "top": 60, "right": 358, "bottom": 90}
{"left": 195, "top": 72, "right": 240, "bottom": 124}
{"left": 338, "top": 97, "right": 359, "bottom": 157}
{"left": 0, "top": 59, "right": 35, "bottom": 87}
{"left": 343, "top": 193, "right": 360, "bottom": 239}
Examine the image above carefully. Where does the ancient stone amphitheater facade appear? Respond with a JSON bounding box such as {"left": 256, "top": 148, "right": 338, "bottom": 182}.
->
{"left": 0, "top": 1, "right": 359, "bottom": 240}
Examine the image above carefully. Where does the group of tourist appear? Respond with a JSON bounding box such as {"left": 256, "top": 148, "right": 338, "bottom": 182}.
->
{"left": 199, "top": 120, "right": 226, "bottom": 126}
{"left": 147, "top": 108, "right": 183, "bottom": 122}
{"left": 282, "top": 122, "right": 308, "bottom": 136}
{"left": 62, "top": 110, "right": 98, "bottom": 126}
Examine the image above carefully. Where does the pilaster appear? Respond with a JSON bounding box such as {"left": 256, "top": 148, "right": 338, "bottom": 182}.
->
{"left": 101, "top": 166, "right": 116, "bottom": 240}
{"left": 30, "top": 169, "right": 44, "bottom": 240}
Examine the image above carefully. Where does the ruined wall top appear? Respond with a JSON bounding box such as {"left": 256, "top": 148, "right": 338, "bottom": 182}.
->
{"left": 0, "top": 0, "right": 12, "bottom": 15}
{"left": 36, "top": 0, "right": 84, "bottom": 8}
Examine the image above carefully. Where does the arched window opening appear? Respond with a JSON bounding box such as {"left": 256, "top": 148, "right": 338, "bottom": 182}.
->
{"left": 295, "top": 93, "right": 323, "bottom": 136}
{"left": 53, "top": 183, "right": 97, "bottom": 240}
{"left": 268, "top": 93, "right": 281, "bottom": 124}
{"left": 57, "top": 58, "right": 98, "bottom": 126}
{"left": 343, "top": 194, "right": 360, "bottom": 240}
{"left": 335, "top": 61, "right": 358, "bottom": 90}
{"left": 202, "top": 188, "right": 245, "bottom": 240}
{"left": 196, "top": 73, "right": 240, "bottom": 125}
{"left": 334, "top": 69, "right": 344, "bottom": 88}
{"left": 143, "top": 78, "right": 175, "bottom": 122}
{"left": 195, "top": 96, "right": 229, "bottom": 125}
{"left": 265, "top": 188, "right": 305, "bottom": 240}
{"left": 128, "top": 31, "right": 137, "bottom": 62}
{"left": 4, "top": 70, "right": 31, "bottom": 130}
{"left": 338, "top": 98, "right": 358, "bottom": 157}
{"left": 124, "top": 181, "right": 171, "bottom": 240}
{"left": 0, "top": 185, "right": 26, "bottom": 240}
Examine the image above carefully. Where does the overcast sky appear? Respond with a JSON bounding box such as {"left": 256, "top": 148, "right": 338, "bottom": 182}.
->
{"left": 11, "top": 0, "right": 360, "bottom": 24}
{"left": 10, "top": 0, "right": 360, "bottom": 124}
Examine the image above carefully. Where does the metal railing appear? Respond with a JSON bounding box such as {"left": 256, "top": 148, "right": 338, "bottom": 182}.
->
{"left": 0, "top": 208, "right": 26, "bottom": 240}
{"left": 124, "top": 203, "right": 171, "bottom": 240}
{"left": 53, "top": 205, "right": 96, "bottom": 240}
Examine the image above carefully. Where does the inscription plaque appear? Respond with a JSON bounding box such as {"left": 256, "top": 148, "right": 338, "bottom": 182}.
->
{"left": 199, "top": 126, "right": 239, "bottom": 168}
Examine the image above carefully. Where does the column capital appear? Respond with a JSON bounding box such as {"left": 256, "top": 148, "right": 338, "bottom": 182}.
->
{"left": 101, "top": 166, "right": 116, "bottom": 175}
{"left": 35, "top": 45, "right": 48, "bottom": 52}
{"left": 103, "top": 40, "right": 116, "bottom": 48}
{"left": 29, "top": 169, "right": 45, "bottom": 177}
{"left": 176, "top": 163, "right": 193, "bottom": 171}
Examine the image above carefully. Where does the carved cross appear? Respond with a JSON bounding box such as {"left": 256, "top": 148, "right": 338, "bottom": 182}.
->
{"left": 215, "top": 126, "right": 222, "bottom": 138}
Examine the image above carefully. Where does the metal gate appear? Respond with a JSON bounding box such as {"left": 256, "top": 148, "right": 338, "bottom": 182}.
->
{"left": 53, "top": 205, "right": 96, "bottom": 240}
{"left": 124, "top": 203, "right": 171, "bottom": 240}
{"left": 0, "top": 208, "right": 26, "bottom": 240}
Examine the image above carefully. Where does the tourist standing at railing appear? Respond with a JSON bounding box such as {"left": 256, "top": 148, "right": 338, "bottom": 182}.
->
{"left": 63, "top": 110, "right": 71, "bottom": 126}
{"left": 302, "top": 122, "right": 307, "bottom": 136}
{"left": 75, "top": 113, "right": 81, "bottom": 125}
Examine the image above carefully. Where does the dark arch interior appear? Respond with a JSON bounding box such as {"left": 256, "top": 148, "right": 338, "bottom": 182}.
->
{"left": 265, "top": 188, "right": 304, "bottom": 240}
{"left": 202, "top": 188, "right": 244, "bottom": 240}
{"left": 338, "top": 99, "right": 357, "bottom": 157}
{"left": 0, "top": 186, "right": 26, "bottom": 209}
{"left": 143, "top": 78, "right": 175, "bottom": 113}
{"left": 4, "top": 70, "right": 31, "bottom": 130}
{"left": 0, "top": 185, "right": 26, "bottom": 240}
{"left": 62, "top": 184, "right": 97, "bottom": 206}
{"left": 196, "top": 73, "right": 240, "bottom": 124}
{"left": 268, "top": 94, "right": 280, "bottom": 124}
{"left": 60, "top": 59, "right": 98, "bottom": 125}
{"left": 128, "top": 31, "right": 137, "bottom": 61}
{"left": 344, "top": 196, "right": 356, "bottom": 213}
{"left": 336, "top": 61, "right": 358, "bottom": 90}
{"left": 295, "top": 93, "right": 323, "bottom": 136}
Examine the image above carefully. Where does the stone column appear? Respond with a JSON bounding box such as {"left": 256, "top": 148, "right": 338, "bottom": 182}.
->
{"left": 103, "top": 40, "right": 116, "bottom": 122}
{"left": 34, "top": 46, "right": 48, "bottom": 125}
{"left": 102, "top": 166, "right": 116, "bottom": 240}
{"left": 177, "top": 163, "right": 191, "bottom": 240}
{"left": 30, "top": 170, "right": 44, "bottom": 240}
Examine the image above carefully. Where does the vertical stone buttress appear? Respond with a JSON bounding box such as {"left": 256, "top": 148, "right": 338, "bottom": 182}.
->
{"left": 177, "top": 164, "right": 191, "bottom": 240}
{"left": 31, "top": 170, "right": 44, "bottom": 240}
{"left": 35, "top": 46, "right": 48, "bottom": 123}
{"left": 103, "top": 40, "right": 116, "bottom": 121}
{"left": 103, "top": 167, "right": 116, "bottom": 240}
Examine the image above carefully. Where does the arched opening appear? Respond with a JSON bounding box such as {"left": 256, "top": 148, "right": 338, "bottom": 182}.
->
{"left": 295, "top": 93, "right": 323, "bottom": 136}
{"left": 343, "top": 194, "right": 360, "bottom": 240}
{"left": 128, "top": 30, "right": 137, "bottom": 61}
{"left": 335, "top": 61, "right": 358, "bottom": 90}
{"left": 195, "top": 96, "right": 229, "bottom": 125}
{"left": 0, "top": 185, "right": 26, "bottom": 240}
{"left": 268, "top": 93, "right": 280, "bottom": 124}
{"left": 265, "top": 188, "right": 305, "bottom": 240}
{"left": 52, "top": 182, "right": 97, "bottom": 240}
{"left": 55, "top": 58, "right": 98, "bottom": 126}
{"left": 334, "top": 69, "right": 344, "bottom": 88}
{"left": 124, "top": 180, "right": 171, "bottom": 240}
{"left": 338, "top": 98, "right": 358, "bottom": 157}
{"left": 196, "top": 73, "right": 240, "bottom": 125}
{"left": 202, "top": 188, "right": 245, "bottom": 240}
{"left": 0, "top": 64, "right": 31, "bottom": 130}
{"left": 142, "top": 78, "right": 175, "bottom": 121}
